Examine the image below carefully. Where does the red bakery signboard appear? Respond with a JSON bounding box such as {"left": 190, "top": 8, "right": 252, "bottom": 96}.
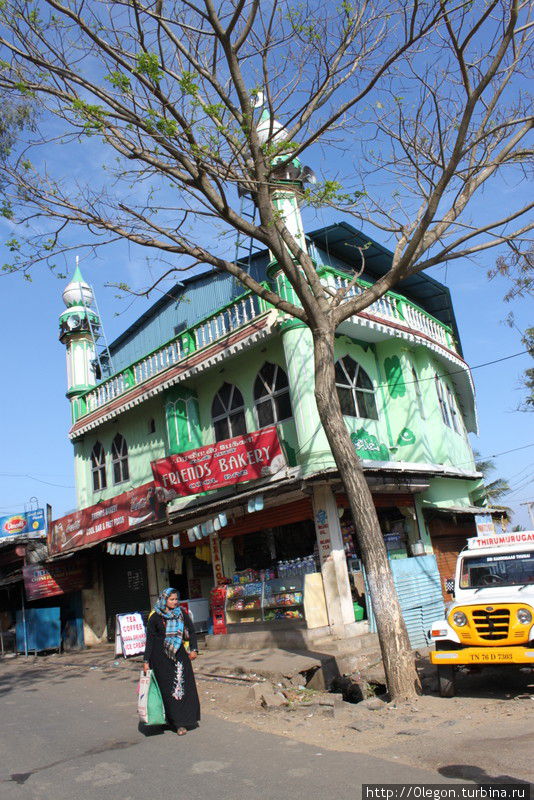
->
{"left": 48, "top": 482, "right": 165, "bottom": 556}
{"left": 151, "top": 426, "right": 286, "bottom": 498}
{"left": 23, "top": 560, "right": 89, "bottom": 601}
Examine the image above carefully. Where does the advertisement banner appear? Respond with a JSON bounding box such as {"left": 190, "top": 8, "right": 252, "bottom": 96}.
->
{"left": 48, "top": 483, "right": 165, "bottom": 556}
{"left": 151, "top": 426, "right": 286, "bottom": 498}
{"left": 0, "top": 509, "right": 46, "bottom": 539}
{"left": 116, "top": 612, "right": 146, "bottom": 657}
{"left": 23, "top": 559, "right": 88, "bottom": 601}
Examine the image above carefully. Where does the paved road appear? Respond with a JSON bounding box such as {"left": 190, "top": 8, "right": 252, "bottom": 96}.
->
{"left": 1, "top": 658, "right": 460, "bottom": 800}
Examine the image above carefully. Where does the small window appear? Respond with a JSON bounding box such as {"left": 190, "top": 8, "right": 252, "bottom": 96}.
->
{"left": 148, "top": 418, "right": 156, "bottom": 434}
{"left": 111, "top": 433, "right": 129, "bottom": 484}
{"left": 435, "top": 375, "right": 451, "bottom": 427}
{"left": 254, "top": 362, "right": 292, "bottom": 427}
{"left": 174, "top": 322, "right": 186, "bottom": 336}
{"left": 335, "top": 356, "right": 378, "bottom": 420}
{"left": 91, "top": 442, "right": 107, "bottom": 491}
{"left": 412, "top": 367, "right": 426, "bottom": 420}
{"left": 212, "top": 382, "right": 247, "bottom": 442}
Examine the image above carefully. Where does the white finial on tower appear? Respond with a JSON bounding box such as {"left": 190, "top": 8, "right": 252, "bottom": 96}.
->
{"left": 62, "top": 259, "right": 94, "bottom": 308}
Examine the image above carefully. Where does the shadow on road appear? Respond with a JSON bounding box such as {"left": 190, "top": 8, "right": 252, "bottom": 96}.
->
{"left": 439, "top": 764, "right": 533, "bottom": 787}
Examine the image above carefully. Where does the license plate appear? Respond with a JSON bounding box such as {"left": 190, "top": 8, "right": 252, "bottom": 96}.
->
{"left": 467, "top": 652, "right": 513, "bottom": 663}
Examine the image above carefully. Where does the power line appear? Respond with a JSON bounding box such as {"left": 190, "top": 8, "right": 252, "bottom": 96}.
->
{"left": 0, "top": 472, "right": 74, "bottom": 489}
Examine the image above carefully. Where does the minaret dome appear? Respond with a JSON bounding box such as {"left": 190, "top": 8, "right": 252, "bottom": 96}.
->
{"left": 62, "top": 264, "right": 94, "bottom": 308}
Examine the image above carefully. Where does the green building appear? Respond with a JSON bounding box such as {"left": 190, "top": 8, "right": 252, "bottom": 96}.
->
{"left": 51, "top": 214, "right": 488, "bottom": 649}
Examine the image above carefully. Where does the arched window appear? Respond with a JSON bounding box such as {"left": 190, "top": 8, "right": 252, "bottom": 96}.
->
{"left": 212, "top": 382, "right": 247, "bottom": 442}
{"left": 335, "top": 356, "right": 378, "bottom": 420}
{"left": 412, "top": 367, "right": 426, "bottom": 420}
{"left": 434, "top": 375, "right": 451, "bottom": 427}
{"left": 91, "top": 442, "right": 107, "bottom": 491}
{"left": 254, "top": 362, "right": 292, "bottom": 427}
{"left": 446, "top": 386, "right": 461, "bottom": 433}
{"left": 111, "top": 433, "right": 129, "bottom": 484}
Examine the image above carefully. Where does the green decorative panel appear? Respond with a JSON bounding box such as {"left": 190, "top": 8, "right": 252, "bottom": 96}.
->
{"left": 281, "top": 439, "right": 297, "bottom": 467}
{"left": 351, "top": 428, "right": 389, "bottom": 461}
{"left": 165, "top": 387, "right": 201, "bottom": 454}
{"left": 397, "top": 427, "right": 416, "bottom": 446}
{"left": 384, "top": 355, "right": 406, "bottom": 398}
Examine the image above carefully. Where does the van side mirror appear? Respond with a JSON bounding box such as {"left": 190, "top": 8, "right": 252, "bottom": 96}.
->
{"left": 445, "top": 578, "right": 455, "bottom": 594}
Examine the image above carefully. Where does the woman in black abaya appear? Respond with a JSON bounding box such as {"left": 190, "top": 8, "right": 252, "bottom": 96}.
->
{"left": 143, "top": 588, "right": 200, "bottom": 734}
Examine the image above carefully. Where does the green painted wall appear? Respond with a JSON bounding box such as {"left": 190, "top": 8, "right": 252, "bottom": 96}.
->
{"left": 191, "top": 337, "right": 299, "bottom": 466}
{"left": 72, "top": 324, "right": 478, "bottom": 512}
{"left": 74, "top": 397, "right": 166, "bottom": 508}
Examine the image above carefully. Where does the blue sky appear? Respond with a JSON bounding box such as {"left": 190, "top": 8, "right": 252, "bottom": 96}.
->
{"left": 0, "top": 205, "right": 532, "bottom": 527}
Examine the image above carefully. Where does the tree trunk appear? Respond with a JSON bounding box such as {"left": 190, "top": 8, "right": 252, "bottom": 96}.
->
{"left": 312, "top": 325, "right": 421, "bottom": 701}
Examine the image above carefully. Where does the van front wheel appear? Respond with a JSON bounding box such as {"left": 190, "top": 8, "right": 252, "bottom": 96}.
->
{"left": 438, "top": 665, "right": 455, "bottom": 698}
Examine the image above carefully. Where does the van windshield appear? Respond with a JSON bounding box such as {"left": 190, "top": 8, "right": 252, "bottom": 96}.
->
{"left": 459, "top": 551, "right": 534, "bottom": 589}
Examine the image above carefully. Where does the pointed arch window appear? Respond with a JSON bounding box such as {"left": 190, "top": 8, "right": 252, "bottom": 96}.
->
{"left": 446, "top": 386, "right": 461, "bottom": 433}
{"left": 435, "top": 375, "right": 451, "bottom": 427}
{"left": 335, "top": 356, "right": 378, "bottom": 420}
{"left": 112, "top": 434, "right": 129, "bottom": 484}
{"left": 212, "top": 382, "right": 247, "bottom": 442}
{"left": 254, "top": 362, "right": 292, "bottom": 428}
{"left": 91, "top": 442, "right": 107, "bottom": 492}
{"left": 412, "top": 367, "right": 426, "bottom": 420}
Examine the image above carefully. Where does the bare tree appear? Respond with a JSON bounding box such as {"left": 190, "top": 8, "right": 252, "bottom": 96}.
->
{"left": 0, "top": 0, "right": 532, "bottom": 699}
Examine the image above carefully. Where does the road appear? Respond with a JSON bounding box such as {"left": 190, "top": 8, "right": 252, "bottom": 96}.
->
{"left": 0, "top": 655, "right": 465, "bottom": 800}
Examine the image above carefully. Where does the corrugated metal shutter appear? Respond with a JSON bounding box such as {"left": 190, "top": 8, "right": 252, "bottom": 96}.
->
{"left": 432, "top": 536, "right": 466, "bottom": 601}
{"left": 102, "top": 554, "right": 150, "bottom": 641}
{"left": 365, "top": 555, "right": 445, "bottom": 649}
{"left": 219, "top": 499, "right": 313, "bottom": 539}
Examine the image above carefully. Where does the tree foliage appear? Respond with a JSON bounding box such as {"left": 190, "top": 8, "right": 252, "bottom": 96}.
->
{"left": 0, "top": 0, "right": 531, "bottom": 295}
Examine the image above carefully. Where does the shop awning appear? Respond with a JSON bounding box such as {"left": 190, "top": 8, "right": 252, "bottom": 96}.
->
{"left": 421, "top": 503, "right": 502, "bottom": 516}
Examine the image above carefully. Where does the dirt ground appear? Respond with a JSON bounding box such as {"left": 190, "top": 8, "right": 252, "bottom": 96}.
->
{"left": 194, "top": 658, "right": 534, "bottom": 785}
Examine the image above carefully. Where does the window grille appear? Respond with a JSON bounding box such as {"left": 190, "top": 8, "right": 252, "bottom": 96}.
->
{"left": 111, "top": 433, "right": 129, "bottom": 484}
{"left": 91, "top": 441, "right": 107, "bottom": 491}
{"left": 253, "top": 362, "right": 292, "bottom": 427}
{"left": 335, "top": 356, "right": 378, "bottom": 420}
{"left": 211, "top": 382, "right": 247, "bottom": 442}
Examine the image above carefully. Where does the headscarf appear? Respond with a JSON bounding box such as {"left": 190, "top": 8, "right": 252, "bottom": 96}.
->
{"left": 153, "top": 587, "right": 185, "bottom": 661}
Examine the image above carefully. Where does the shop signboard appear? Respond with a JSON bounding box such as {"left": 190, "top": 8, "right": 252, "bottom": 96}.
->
{"left": 315, "top": 509, "right": 332, "bottom": 565}
{"left": 0, "top": 508, "right": 46, "bottom": 540}
{"left": 23, "top": 559, "right": 88, "bottom": 601}
{"left": 475, "top": 513, "right": 495, "bottom": 537}
{"left": 116, "top": 612, "right": 146, "bottom": 657}
{"left": 48, "top": 482, "right": 165, "bottom": 556}
{"left": 467, "top": 531, "right": 534, "bottom": 549}
{"left": 151, "top": 426, "right": 286, "bottom": 498}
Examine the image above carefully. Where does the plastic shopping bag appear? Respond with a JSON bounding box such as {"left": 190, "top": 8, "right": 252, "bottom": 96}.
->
{"left": 137, "top": 670, "right": 166, "bottom": 725}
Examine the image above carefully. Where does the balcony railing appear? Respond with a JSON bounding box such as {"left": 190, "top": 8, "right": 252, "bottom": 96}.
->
{"left": 329, "top": 273, "right": 455, "bottom": 350}
{"left": 77, "top": 292, "right": 265, "bottom": 419}
{"left": 75, "top": 269, "right": 456, "bottom": 423}
{"left": 275, "top": 268, "right": 456, "bottom": 352}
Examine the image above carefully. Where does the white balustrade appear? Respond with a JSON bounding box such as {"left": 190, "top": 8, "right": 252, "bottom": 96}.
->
{"left": 80, "top": 294, "right": 263, "bottom": 417}
{"left": 331, "top": 274, "right": 453, "bottom": 349}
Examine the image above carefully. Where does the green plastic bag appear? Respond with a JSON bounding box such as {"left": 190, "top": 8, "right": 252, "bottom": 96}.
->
{"left": 138, "top": 670, "right": 166, "bottom": 725}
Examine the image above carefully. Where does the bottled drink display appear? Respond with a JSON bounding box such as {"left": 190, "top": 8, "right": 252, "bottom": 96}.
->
{"left": 277, "top": 555, "right": 316, "bottom": 578}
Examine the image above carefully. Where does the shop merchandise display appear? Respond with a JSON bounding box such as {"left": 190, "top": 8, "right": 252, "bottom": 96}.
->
{"left": 225, "top": 576, "right": 306, "bottom": 624}
{"left": 277, "top": 556, "right": 316, "bottom": 577}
